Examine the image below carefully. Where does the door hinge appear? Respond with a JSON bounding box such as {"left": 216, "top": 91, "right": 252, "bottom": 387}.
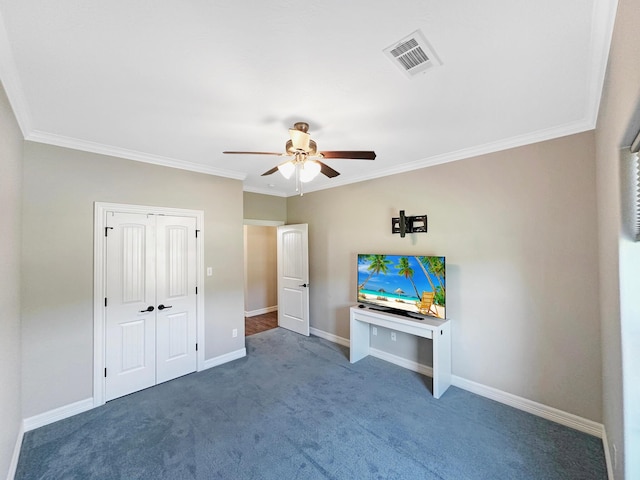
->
{"left": 104, "top": 297, "right": 108, "bottom": 307}
{"left": 195, "top": 286, "right": 198, "bottom": 295}
{"left": 195, "top": 343, "right": 198, "bottom": 351}
{"left": 104, "top": 368, "right": 107, "bottom": 378}
{"left": 105, "top": 226, "right": 113, "bottom": 237}
{"left": 195, "top": 229, "right": 200, "bottom": 238}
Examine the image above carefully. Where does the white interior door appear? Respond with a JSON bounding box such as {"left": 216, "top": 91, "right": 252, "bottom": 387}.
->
{"left": 155, "top": 215, "right": 197, "bottom": 384}
{"left": 277, "top": 224, "right": 310, "bottom": 336}
{"left": 105, "top": 212, "right": 197, "bottom": 401}
{"left": 105, "top": 213, "right": 157, "bottom": 401}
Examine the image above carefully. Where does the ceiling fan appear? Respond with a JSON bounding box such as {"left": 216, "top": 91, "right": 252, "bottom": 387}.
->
{"left": 223, "top": 122, "right": 376, "bottom": 192}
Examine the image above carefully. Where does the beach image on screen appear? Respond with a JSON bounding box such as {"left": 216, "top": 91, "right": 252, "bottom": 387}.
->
{"left": 357, "top": 254, "right": 445, "bottom": 319}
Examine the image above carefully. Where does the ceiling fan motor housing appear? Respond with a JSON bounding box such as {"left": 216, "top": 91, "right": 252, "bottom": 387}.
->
{"left": 286, "top": 139, "right": 317, "bottom": 156}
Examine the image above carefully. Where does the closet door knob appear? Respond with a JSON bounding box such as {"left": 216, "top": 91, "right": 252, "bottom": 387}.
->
{"left": 139, "top": 306, "right": 154, "bottom": 313}
{"left": 157, "top": 304, "right": 172, "bottom": 310}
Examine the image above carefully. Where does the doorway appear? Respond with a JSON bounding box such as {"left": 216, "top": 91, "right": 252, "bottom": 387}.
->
{"left": 243, "top": 221, "right": 310, "bottom": 337}
{"left": 243, "top": 223, "right": 279, "bottom": 336}
{"left": 245, "top": 311, "right": 278, "bottom": 335}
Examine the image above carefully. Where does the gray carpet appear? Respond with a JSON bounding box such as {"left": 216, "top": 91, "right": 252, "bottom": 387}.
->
{"left": 15, "top": 328, "right": 606, "bottom": 479}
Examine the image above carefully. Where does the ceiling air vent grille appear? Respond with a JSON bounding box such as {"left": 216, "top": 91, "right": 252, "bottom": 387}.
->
{"left": 384, "top": 30, "right": 441, "bottom": 78}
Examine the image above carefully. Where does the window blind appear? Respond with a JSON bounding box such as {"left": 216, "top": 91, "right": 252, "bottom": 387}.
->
{"left": 636, "top": 153, "right": 640, "bottom": 241}
{"left": 631, "top": 129, "right": 640, "bottom": 242}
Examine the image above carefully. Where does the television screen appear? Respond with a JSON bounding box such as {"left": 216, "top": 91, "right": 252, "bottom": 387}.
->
{"left": 357, "top": 254, "right": 445, "bottom": 319}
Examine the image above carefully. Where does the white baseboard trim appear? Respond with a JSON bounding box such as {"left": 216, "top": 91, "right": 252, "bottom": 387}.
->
{"left": 23, "top": 397, "right": 94, "bottom": 432}
{"left": 309, "top": 327, "right": 350, "bottom": 347}
{"left": 451, "top": 376, "right": 604, "bottom": 438}
{"left": 369, "top": 347, "right": 434, "bottom": 378}
{"left": 17, "top": 348, "right": 246, "bottom": 434}
{"left": 244, "top": 306, "right": 277, "bottom": 317}
{"left": 200, "top": 348, "right": 247, "bottom": 371}
{"left": 310, "top": 326, "right": 605, "bottom": 439}
{"left": 7, "top": 422, "right": 24, "bottom": 480}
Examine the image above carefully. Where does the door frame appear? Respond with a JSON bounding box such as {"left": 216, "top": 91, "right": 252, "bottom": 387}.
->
{"left": 93, "top": 202, "right": 205, "bottom": 407}
{"left": 243, "top": 219, "right": 284, "bottom": 318}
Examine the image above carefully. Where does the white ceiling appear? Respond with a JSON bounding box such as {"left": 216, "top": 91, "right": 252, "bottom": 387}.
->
{"left": 0, "top": 0, "right": 618, "bottom": 197}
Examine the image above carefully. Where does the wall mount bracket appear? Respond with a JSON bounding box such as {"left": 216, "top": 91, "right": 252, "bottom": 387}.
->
{"left": 392, "top": 210, "right": 428, "bottom": 238}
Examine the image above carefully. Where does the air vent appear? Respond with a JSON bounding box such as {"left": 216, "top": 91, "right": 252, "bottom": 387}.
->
{"left": 383, "top": 30, "right": 442, "bottom": 78}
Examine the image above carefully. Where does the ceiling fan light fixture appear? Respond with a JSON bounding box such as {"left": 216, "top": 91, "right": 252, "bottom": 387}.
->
{"left": 277, "top": 161, "right": 296, "bottom": 179}
{"left": 299, "top": 160, "right": 321, "bottom": 183}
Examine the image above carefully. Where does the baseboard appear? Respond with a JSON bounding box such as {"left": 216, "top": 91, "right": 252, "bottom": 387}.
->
{"left": 369, "top": 348, "right": 434, "bottom": 378}
{"left": 18, "top": 348, "right": 246, "bottom": 433}
{"left": 23, "top": 397, "right": 94, "bottom": 432}
{"left": 6, "top": 422, "right": 24, "bottom": 480}
{"left": 310, "top": 326, "right": 605, "bottom": 439}
{"left": 309, "top": 327, "right": 350, "bottom": 347}
{"left": 309, "top": 327, "right": 435, "bottom": 378}
{"left": 200, "top": 348, "right": 247, "bottom": 371}
{"left": 244, "top": 306, "right": 277, "bottom": 317}
{"left": 451, "top": 376, "right": 604, "bottom": 438}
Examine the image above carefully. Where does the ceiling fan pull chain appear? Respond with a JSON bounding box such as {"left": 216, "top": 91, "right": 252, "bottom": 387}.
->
{"left": 297, "top": 164, "right": 304, "bottom": 195}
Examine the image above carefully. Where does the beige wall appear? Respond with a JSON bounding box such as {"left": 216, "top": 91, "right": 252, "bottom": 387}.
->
{"left": 0, "top": 82, "right": 23, "bottom": 479}
{"left": 244, "top": 225, "right": 277, "bottom": 314}
{"left": 595, "top": 0, "right": 640, "bottom": 477}
{"left": 288, "top": 131, "right": 602, "bottom": 421}
{"left": 21, "top": 142, "right": 245, "bottom": 418}
{"left": 244, "top": 191, "right": 287, "bottom": 222}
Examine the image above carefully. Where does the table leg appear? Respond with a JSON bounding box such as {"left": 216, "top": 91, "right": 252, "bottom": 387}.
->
{"left": 350, "top": 316, "right": 371, "bottom": 363}
{"left": 432, "top": 321, "right": 452, "bottom": 398}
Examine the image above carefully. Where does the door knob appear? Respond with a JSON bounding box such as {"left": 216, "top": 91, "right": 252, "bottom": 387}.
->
{"left": 299, "top": 283, "right": 308, "bottom": 287}
{"left": 139, "top": 306, "right": 155, "bottom": 313}
{"left": 157, "top": 304, "right": 173, "bottom": 310}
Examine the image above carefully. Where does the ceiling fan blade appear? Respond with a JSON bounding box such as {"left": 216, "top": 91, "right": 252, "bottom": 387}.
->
{"left": 261, "top": 166, "right": 279, "bottom": 176}
{"left": 318, "top": 161, "right": 340, "bottom": 178}
{"left": 319, "top": 151, "right": 376, "bottom": 160}
{"left": 223, "top": 151, "right": 285, "bottom": 156}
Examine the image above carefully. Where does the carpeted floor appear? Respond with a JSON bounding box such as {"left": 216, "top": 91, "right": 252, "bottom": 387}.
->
{"left": 15, "top": 328, "right": 607, "bottom": 479}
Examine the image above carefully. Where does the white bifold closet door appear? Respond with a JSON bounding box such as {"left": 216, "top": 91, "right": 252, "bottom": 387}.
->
{"left": 105, "top": 212, "right": 197, "bottom": 401}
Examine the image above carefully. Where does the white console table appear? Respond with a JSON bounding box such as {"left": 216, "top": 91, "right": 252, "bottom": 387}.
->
{"left": 350, "top": 306, "right": 451, "bottom": 399}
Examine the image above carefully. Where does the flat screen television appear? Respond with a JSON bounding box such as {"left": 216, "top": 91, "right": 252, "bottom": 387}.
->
{"left": 357, "top": 254, "right": 445, "bottom": 319}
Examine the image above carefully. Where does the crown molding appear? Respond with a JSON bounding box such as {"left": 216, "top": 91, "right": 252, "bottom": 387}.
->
{"left": 585, "top": 0, "right": 619, "bottom": 124}
{"left": 302, "top": 118, "right": 596, "bottom": 196}
{"left": 25, "top": 130, "right": 246, "bottom": 180}
{"left": 242, "top": 184, "right": 289, "bottom": 197}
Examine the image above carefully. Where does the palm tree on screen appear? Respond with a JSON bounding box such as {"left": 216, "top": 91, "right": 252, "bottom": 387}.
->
{"left": 414, "top": 256, "right": 437, "bottom": 294}
{"left": 425, "top": 257, "right": 445, "bottom": 292}
{"left": 358, "top": 255, "right": 392, "bottom": 290}
{"left": 397, "top": 256, "right": 420, "bottom": 299}
{"left": 416, "top": 256, "right": 446, "bottom": 306}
